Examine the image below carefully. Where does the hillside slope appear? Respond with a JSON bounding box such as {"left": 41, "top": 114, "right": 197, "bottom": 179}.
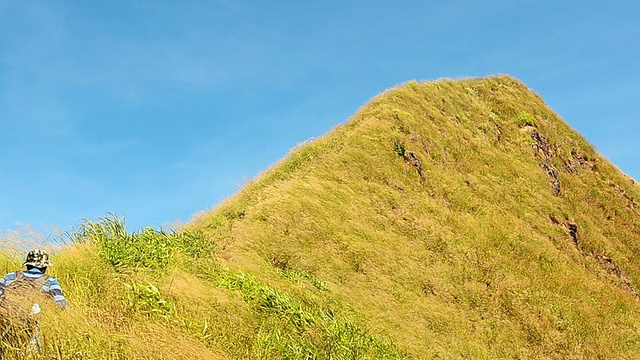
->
{"left": 2, "top": 75, "right": 640, "bottom": 359}
{"left": 187, "top": 75, "right": 640, "bottom": 358}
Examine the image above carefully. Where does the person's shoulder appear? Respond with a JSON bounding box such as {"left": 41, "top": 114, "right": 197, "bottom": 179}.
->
{"left": 44, "top": 276, "right": 62, "bottom": 285}
{"left": 1, "top": 271, "right": 17, "bottom": 279}
{"left": 0, "top": 271, "right": 18, "bottom": 285}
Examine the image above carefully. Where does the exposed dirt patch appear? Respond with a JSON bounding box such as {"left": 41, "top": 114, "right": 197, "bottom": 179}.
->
{"left": 564, "top": 148, "right": 595, "bottom": 174}
{"left": 404, "top": 151, "right": 425, "bottom": 181}
{"left": 608, "top": 181, "right": 639, "bottom": 212}
{"left": 567, "top": 218, "right": 578, "bottom": 245}
{"left": 529, "top": 129, "right": 561, "bottom": 195}
{"left": 597, "top": 254, "right": 638, "bottom": 297}
{"left": 551, "top": 217, "right": 638, "bottom": 298}
{"left": 530, "top": 129, "right": 557, "bottom": 161}
{"left": 394, "top": 139, "right": 426, "bottom": 182}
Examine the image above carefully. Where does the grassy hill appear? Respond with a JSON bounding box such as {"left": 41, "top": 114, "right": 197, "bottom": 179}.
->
{"left": 2, "top": 75, "right": 640, "bottom": 359}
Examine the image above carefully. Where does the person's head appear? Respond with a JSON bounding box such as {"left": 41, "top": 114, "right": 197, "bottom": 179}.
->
{"left": 22, "top": 249, "right": 53, "bottom": 273}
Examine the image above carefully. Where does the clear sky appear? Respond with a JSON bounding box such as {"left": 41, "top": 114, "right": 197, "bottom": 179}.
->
{"left": 0, "top": 0, "right": 638, "bottom": 236}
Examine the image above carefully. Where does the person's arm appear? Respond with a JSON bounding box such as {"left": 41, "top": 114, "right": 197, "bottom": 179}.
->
{"left": 0, "top": 272, "right": 17, "bottom": 297}
{"left": 42, "top": 277, "right": 67, "bottom": 308}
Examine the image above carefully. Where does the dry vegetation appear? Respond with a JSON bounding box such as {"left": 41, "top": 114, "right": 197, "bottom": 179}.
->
{"left": 2, "top": 75, "right": 640, "bottom": 359}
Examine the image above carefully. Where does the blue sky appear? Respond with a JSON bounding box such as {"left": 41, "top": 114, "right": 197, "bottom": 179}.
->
{"left": 0, "top": 0, "right": 638, "bottom": 236}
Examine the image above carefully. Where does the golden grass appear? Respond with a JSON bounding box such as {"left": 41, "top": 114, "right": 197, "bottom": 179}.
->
{"left": 188, "top": 75, "right": 640, "bottom": 358}
{"left": 127, "top": 323, "right": 229, "bottom": 360}
{"left": 2, "top": 75, "right": 640, "bottom": 358}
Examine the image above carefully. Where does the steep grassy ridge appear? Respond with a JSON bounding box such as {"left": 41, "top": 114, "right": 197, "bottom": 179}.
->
{"left": 1, "top": 75, "right": 639, "bottom": 359}
{"left": 188, "top": 75, "right": 640, "bottom": 358}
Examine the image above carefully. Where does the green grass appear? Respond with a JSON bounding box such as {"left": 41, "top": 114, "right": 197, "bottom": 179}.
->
{"left": 2, "top": 75, "right": 640, "bottom": 358}
{"left": 0, "top": 215, "right": 401, "bottom": 359}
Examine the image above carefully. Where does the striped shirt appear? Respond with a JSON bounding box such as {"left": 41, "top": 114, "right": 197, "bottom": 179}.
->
{"left": 0, "top": 268, "right": 67, "bottom": 308}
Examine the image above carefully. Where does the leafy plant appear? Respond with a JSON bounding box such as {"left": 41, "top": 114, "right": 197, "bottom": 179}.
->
{"left": 516, "top": 111, "right": 538, "bottom": 127}
{"left": 64, "top": 214, "right": 211, "bottom": 270}
{"left": 124, "top": 280, "right": 174, "bottom": 317}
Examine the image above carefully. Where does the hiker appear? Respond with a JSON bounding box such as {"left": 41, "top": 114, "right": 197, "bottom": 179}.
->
{"left": 0, "top": 249, "right": 67, "bottom": 355}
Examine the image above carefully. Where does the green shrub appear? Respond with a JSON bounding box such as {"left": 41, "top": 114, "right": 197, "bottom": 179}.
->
{"left": 64, "top": 214, "right": 211, "bottom": 270}
{"left": 516, "top": 111, "right": 538, "bottom": 127}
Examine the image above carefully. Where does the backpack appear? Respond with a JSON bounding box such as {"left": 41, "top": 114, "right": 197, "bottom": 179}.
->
{"left": 0, "top": 271, "right": 50, "bottom": 343}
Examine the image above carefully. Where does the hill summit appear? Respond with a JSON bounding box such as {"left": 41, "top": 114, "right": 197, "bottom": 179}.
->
{"left": 187, "top": 75, "right": 640, "bottom": 358}
{"left": 3, "top": 75, "right": 640, "bottom": 359}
